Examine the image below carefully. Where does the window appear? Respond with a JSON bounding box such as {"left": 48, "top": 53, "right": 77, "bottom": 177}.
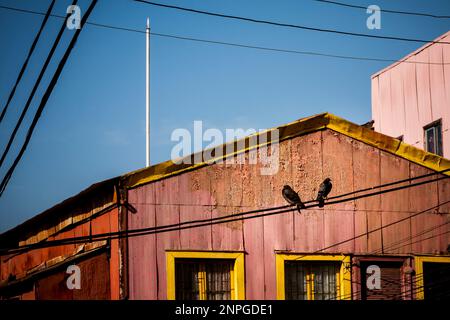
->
{"left": 424, "top": 120, "right": 443, "bottom": 156}
{"left": 415, "top": 256, "right": 450, "bottom": 300}
{"left": 360, "top": 261, "right": 403, "bottom": 300}
{"left": 276, "top": 254, "right": 351, "bottom": 300}
{"left": 166, "top": 251, "right": 245, "bottom": 300}
{"left": 285, "top": 261, "right": 339, "bottom": 300}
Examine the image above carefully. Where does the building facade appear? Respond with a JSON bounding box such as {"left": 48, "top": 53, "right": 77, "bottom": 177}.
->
{"left": 371, "top": 31, "right": 450, "bottom": 158}
{"left": 1, "top": 113, "right": 450, "bottom": 300}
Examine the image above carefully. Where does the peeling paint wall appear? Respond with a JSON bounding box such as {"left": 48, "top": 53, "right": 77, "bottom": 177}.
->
{"left": 127, "top": 128, "right": 450, "bottom": 300}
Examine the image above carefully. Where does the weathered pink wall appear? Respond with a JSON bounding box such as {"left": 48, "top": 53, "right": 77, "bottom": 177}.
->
{"left": 127, "top": 129, "right": 450, "bottom": 300}
{"left": 371, "top": 31, "right": 450, "bottom": 158}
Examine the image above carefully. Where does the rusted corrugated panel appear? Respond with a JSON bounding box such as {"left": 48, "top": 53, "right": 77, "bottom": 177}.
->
{"left": 323, "top": 209, "right": 354, "bottom": 253}
{"left": 409, "top": 165, "right": 443, "bottom": 254}
{"left": 73, "top": 252, "right": 110, "bottom": 300}
{"left": 291, "top": 131, "right": 323, "bottom": 202}
{"left": 35, "top": 252, "right": 110, "bottom": 300}
{"left": 241, "top": 152, "right": 265, "bottom": 299}
{"left": 294, "top": 210, "right": 325, "bottom": 253}
{"left": 262, "top": 141, "right": 294, "bottom": 300}
{"left": 21, "top": 288, "right": 35, "bottom": 300}
{"left": 380, "top": 151, "right": 411, "bottom": 254}
{"left": 321, "top": 130, "right": 355, "bottom": 253}
{"left": 35, "top": 270, "right": 73, "bottom": 300}
{"left": 322, "top": 130, "right": 355, "bottom": 212}
{"left": 243, "top": 214, "right": 264, "bottom": 299}
{"left": 210, "top": 160, "right": 244, "bottom": 251}
{"left": 353, "top": 138, "right": 381, "bottom": 253}
{"left": 180, "top": 205, "right": 212, "bottom": 250}
{"left": 291, "top": 132, "right": 325, "bottom": 252}
{"left": 156, "top": 203, "right": 180, "bottom": 300}
{"left": 366, "top": 211, "right": 383, "bottom": 253}
{"left": 109, "top": 209, "right": 120, "bottom": 300}
{"left": 128, "top": 183, "right": 157, "bottom": 300}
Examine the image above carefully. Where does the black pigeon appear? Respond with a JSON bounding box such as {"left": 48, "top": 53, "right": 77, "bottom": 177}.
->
{"left": 282, "top": 185, "right": 305, "bottom": 213}
{"left": 316, "top": 178, "right": 332, "bottom": 208}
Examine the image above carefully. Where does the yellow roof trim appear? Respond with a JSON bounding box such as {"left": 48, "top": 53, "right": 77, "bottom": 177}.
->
{"left": 122, "top": 113, "right": 450, "bottom": 189}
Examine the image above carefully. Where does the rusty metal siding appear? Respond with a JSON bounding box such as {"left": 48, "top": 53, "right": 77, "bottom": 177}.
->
{"left": 35, "top": 252, "right": 110, "bottom": 300}
{"left": 0, "top": 208, "right": 120, "bottom": 300}
{"left": 127, "top": 128, "right": 450, "bottom": 300}
{"left": 127, "top": 183, "right": 157, "bottom": 300}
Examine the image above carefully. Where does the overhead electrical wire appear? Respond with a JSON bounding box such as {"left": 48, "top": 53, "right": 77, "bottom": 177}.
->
{"left": 1, "top": 176, "right": 448, "bottom": 254}
{"left": 0, "top": 0, "right": 98, "bottom": 197}
{"left": 325, "top": 223, "right": 450, "bottom": 300}
{"left": 0, "top": 4, "right": 448, "bottom": 66}
{"left": 310, "top": 0, "right": 450, "bottom": 19}
{"left": 293, "top": 197, "right": 450, "bottom": 261}
{"left": 371, "top": 220, "right": 450, "bottom": 254}
{"left": 0, "top": 0, "right": 79, "bottom": 170}
{"left": 0, "top": 0, "right": 56, "bottom": 124}
{"left": 132, "top": 0, "right": 450, "bottom": 45}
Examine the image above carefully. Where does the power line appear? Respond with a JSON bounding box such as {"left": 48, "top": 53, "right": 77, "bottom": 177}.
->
{"left": 2, "top": 164, "right": 447, "bottom": 253}
{"left": 0, "top": 0, "right": 55, "bottom": 124}
{"left": 371, "top": 221, "right": 450, "bottom": 254}
{"left": 132, "top": 0, "right": 450, "bottom": 45}
{"left": 0, "top": 0, "right": 78, "bottom": 170}
{"left": 293, "top": 196, "right": 450, "bottom": 260}
{"left": 326, "top": 168, "right": 450, "bottom": 202}
{"left": 311, "top": 0, "right": 450, "bottom": 19}
{"left": 0, "top": 0, "right": 98, "bottom": 197}
{"left": 0, "top": 5, "right": 448, "bottom": 66}
{"left": 327, "top": 225, "right": 450, "bottom": 300}
{"left": 1, "top": 175, "right": 448, "bottom": 254}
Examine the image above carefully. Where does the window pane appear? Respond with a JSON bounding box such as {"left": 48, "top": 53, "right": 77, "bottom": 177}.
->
{"left": 311, "top": 263, "right": 339, "bottom": 300}
{"left": 436, "top": 123, "right": 443, "bottom": 156}
{"left": 285, "top": 261, "right": 339, "bottom": 300}
{"left": 205, "top": 260, "right": 233, "bottom": 300}
{"left": 285, "top": 262, "right": 307, "bottom": 300}
{"left": 175, "top": 259, "right": 233, "bottom": 300}
{"left": 426, "top": 127, "right": 436, "bottom": 153}
{"left": 175, "top": 261, "right": 200, "bottom": 300}
{"left": 423, "top": 263, "right": 450, "bottom": 299}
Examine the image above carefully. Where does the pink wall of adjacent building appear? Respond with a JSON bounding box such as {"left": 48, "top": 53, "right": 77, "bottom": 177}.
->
{"left": 371, "top": 31, "right": 450, "bottom": 158}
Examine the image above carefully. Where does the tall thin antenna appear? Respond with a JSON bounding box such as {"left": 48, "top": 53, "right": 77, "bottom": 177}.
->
{"left": 146, "top": 17, "right": 150, "bottom": 167}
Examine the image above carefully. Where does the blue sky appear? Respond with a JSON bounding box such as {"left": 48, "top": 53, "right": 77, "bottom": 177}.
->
{"left": 0, "top": 0, "right": 449, "bottom": 232}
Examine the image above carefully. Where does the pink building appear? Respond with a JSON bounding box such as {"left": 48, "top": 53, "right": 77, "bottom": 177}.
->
{"left": 3, "top": 113, "right": 449, "bottom": 300}
{"left": 371, "top": 31, "right": 450, "bottom": 158}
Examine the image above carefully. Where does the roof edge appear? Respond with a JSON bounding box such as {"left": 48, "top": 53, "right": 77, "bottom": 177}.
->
{"left": 123, "top": 112, "right": 450, "bottom": 190}
{"left": 371, "top": 30, "right": 450, "bottom": 79}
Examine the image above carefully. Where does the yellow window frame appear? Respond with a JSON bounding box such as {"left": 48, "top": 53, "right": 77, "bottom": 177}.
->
{"left": 166, "top": 251, "right": 245, "bottom": 300}
{"left": 414, "top": 255, "right": 450, "bottom": 300}
{"left": 276, "top": 254, "right": 352, "bottom": 300}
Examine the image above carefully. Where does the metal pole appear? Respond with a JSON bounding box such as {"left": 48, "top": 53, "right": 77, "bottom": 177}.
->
{"left": 146, "top": 18, "right": 150, "bottom": 167}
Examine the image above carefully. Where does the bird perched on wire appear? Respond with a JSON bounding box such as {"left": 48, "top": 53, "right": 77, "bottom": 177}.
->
{"left": 316, "top": 178, "right": 332, "bottom": 208}
{"left": 282, "top": 185, "right": 305, "bottom": 213}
